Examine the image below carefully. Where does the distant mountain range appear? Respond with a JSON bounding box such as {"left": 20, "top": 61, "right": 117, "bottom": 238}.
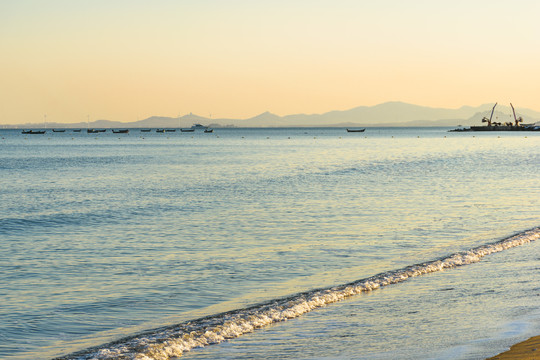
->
{"left": 6, "top": 102, "right": 540, "bottom": 128}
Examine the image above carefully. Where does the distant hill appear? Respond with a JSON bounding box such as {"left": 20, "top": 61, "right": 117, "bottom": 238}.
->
{"left": 226, "top": 102, "right": 540, "bottom": 127}
{"left": 6, "top": 102, "right": 540, "bottom": 128}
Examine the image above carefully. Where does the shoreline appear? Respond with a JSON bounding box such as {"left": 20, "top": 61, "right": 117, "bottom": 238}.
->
{"left": 487, "top": 335, "right": 540, "bottom": 359}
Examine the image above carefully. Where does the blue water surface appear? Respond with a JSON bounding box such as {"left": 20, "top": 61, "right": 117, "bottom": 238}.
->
{"left": 0, "top": 127, "right": 538, "bottom": 359}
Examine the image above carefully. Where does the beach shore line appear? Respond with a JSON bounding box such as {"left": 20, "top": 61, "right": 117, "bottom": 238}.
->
{"left": 487, "top": 335, "right": 540, "bottom": 359}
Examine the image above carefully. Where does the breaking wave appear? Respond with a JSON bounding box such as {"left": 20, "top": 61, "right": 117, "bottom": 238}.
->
{"left": 54, "top": 227, "right": 540, "bottom": 360}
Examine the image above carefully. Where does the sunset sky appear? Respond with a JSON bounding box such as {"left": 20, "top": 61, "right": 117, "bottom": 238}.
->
{"left": 1, "top": 0, "right": 540, "bottom": 124}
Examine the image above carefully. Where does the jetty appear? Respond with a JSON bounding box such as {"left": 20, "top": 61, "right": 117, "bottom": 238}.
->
{"left": 450, "top": 103, "right": 540, "bottom": 132}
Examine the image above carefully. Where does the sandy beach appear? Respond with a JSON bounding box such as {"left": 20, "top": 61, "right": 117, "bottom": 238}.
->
{"left": 487, "top": 336, "right": 540, "bottom": 360}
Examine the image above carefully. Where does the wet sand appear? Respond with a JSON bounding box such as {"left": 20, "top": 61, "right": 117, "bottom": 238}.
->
{"left": 487, "top": 335, "right": 540, "bottom": 360}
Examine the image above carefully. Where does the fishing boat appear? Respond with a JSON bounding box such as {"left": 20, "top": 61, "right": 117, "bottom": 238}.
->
{"left": 165, "top": 129, "right": 176, "bottom": 132}
{"left": 181, "top": 124, "right": 209, "bottom": 132}
{"left": 22, "top": 130, "right": 46, "bottom": 134}
{"left": 140, "top": 129, "right": 151, "bottom": 132}
{"left": 346, "top": 128, "right": 365, "bottom": 132}
{"left": 87, "top": 129, "right": 99, "bottom": 133}
{"left": 52, "top": 129, "right": 66, "bottom": 132}
{"left": 204, "top": 129, "right": 214, "bottom": 133}
{"left": 112, "top": 129, "right": 129, "bottom": 134}
{"left": 156, "top": 129, "right": 165, "bottom": 133}
{"left": 72, "top": 129, "right": 82, "bottom": 132}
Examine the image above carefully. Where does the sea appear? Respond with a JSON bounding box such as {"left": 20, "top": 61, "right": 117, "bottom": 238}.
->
{"left": 0, "top": 127, "right": 539, "bottom": 360}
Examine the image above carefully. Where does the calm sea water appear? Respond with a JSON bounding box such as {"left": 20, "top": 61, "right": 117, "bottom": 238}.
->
{"left": 0, "top": 127, "right": 539, "bottom": 360}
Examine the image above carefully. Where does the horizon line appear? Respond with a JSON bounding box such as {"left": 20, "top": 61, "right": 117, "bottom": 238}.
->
{"left": 2, "top": 101, "right": 538, "bottom": 126}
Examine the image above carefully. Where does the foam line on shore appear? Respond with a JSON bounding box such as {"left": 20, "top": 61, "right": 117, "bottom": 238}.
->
{"left": 54, "top": 227, "right": 540, "bottom": 360}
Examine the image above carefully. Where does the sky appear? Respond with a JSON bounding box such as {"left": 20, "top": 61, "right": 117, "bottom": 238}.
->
{"left": 1, "top": 0, "right": 540, "bottom": 124}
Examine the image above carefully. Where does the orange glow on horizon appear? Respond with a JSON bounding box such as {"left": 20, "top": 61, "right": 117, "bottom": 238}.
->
{"left": 1, "top": 1, "right": 540, "bottom": 124}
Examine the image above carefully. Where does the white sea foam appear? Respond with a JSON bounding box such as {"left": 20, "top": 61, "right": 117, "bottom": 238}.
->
{"left": 56, "top": 227, "right": 540, "bottom": 360}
